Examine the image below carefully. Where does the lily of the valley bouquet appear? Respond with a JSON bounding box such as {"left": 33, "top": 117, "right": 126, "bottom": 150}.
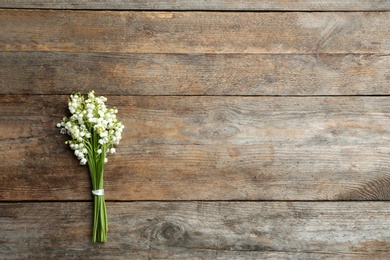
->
{"left": 57, "top": 91, "right": 124, "bottom": 242}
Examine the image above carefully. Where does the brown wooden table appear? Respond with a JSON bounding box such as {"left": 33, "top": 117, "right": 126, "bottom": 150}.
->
{"left": 1, "top": 1, "right": 390, "bottom": 259}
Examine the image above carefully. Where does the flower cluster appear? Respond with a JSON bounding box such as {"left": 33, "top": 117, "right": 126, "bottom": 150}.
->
{"left": 57, "top": 91, "right": 124, "bottom": 165}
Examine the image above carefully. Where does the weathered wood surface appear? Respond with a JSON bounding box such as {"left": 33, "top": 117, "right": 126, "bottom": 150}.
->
{"left": 2, "top": 52, "right": 390, "bottom": 95}
{"left": 2, "top": 3, "right": 390, "bottom": 258}
{"left": 1, "top": 0, "right": 390, "bottom": 11}
{"left": 1, "top": 10, "right": 390, "bottom": 54}
{"left": 2, "top": 95, "right": 390, "bottom": 201}
{"left": 2, "top": 202, "right": 390, "bottom": 259}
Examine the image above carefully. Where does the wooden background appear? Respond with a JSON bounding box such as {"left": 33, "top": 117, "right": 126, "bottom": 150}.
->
{"left": 2, "top": 1, "right": 390, "bottom": 259}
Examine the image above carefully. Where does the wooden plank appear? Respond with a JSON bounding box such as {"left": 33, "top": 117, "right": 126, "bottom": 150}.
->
{"left": 2, "top": 95, "right": 390, "bottom": 201}
{"left": 1, "top": 10, "right": 390, "bottom": 54}
{"left": 1, "top": 201, "right": 390, "bottom": 258}
{"left": 2, "top": 52, "right": 390, "bottom": 95}
{"left": 1, "top": 0, "right": 390, "bottom": 11}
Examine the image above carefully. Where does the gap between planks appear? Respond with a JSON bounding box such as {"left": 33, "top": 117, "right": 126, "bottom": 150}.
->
{"left": 1, "top": 200, "right": 390, "bottom": 203}
{"left": 2, "top": 0, "right": 390, "bottom": 12}
{"left": 2, "top": 8, "right": 390, "bottom": 13}
{"left": 2, "top": 94, "right": 390, "bottom": 97}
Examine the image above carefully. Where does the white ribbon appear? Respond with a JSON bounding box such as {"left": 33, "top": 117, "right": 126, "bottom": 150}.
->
{"left": 92, "top": 189, "right": 104, "bottom": 196}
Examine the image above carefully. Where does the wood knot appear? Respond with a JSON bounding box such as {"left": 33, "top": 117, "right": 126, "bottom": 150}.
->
{"left": 336, "top": 177, "right": 390, "bottom": 200}
{"left": 154, "top": 222, "right": 189, "bottom": 246}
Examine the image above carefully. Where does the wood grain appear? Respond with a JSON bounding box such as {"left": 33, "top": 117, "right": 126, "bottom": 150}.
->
{"left": 2, "top": 2, "right": 389, "bottom": 258}
{"left": 1, "top": 201, "right": 390, "bottom": 259}
{"left": 1, "top": 0, "right": 390, "bottom": 11}
{"left": 2, "top": 52, "right": 390, "bottom": 95}
{"left": 1, "top": 10, "right": 390, "bottom": 54}
{"left": 2, "top": 95, "right": 390, "bottom": 201}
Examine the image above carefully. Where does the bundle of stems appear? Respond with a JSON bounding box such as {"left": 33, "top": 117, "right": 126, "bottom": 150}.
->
{"left": 87, "top": 134, "right": 108, "bottom": 242}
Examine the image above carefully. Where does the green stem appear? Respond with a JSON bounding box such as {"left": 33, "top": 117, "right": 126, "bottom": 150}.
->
{"left": 93, "top": 195, "right": 107, "bottom": 242}
{"left": 88, "top": 129, "right": 108, "bottom": 243}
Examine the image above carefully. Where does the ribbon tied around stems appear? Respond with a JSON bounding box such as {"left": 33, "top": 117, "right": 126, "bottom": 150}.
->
{"left": 92, "top": 189, "right": 104, "bottom": 196}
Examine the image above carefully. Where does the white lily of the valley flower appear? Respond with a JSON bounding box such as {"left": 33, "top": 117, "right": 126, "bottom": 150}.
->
{"left": 57, "top": 90, "right": 124, "bottom": 166}
{"left": 80, "top": 158, "right": 87, "bottom": 165}
{"left": 57, "top": 90, "right": 124, "bottom": 243}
